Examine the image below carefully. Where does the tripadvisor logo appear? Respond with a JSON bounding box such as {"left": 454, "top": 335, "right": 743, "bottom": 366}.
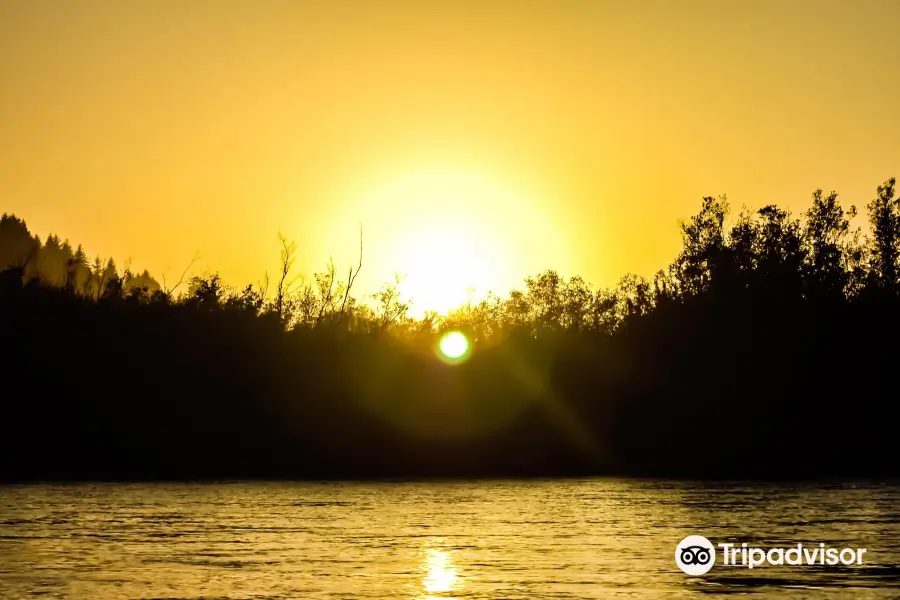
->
{"left": 675, "top": 535, "right": 868, "bottom": 576}
{"left": 676, "top": 535, "right": 716, "bottom": 575}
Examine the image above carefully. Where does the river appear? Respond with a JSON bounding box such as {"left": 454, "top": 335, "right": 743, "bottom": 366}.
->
{"left": 1, "top": 480, "right": 897, "bottom": 598}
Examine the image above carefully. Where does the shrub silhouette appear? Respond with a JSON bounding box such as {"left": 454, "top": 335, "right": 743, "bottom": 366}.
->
{"left": 0, "top": 179, "right": 898, "bottom": 480}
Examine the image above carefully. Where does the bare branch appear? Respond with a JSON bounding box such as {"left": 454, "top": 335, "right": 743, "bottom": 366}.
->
{"left": 258, "top": 271, "right": 270, "bottom": 300}
{"left": 315, "top": 259, "right": 337, "bottom": 327}
{"left": 163, "top": 251, "right": 201, "bottom": 297}
{"left": 337, "top": 223, "right": 363, "bottom": 327}
{"left": 275, "top": 233, "right": 297, "bottom": 322}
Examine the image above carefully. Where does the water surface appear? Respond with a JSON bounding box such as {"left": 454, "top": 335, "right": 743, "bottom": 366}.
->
{"left": 1, "top": 480, "right": 897, "bottom": 599}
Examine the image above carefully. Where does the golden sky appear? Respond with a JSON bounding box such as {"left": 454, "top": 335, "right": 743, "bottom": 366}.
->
{"left": 2, "top": 1, "right": 899, "bottom": 313}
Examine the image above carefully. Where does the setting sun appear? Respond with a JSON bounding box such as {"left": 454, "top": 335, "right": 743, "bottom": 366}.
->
{"left": 325, "top": 168, "right": 570, "bottom": 316}
{"left": 377, "top": 171, "right": 518, "bottom": 315}
{"left": 396, "top": 228, "right": 494, "bottom": 315}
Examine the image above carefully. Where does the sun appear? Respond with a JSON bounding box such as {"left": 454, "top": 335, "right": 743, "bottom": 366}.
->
{"left": 370, "top": 170, "right": 526, "bottom": 315}
{"left": 325, "top": 167, "right": 569, "bottom": 316}
{"left": 398, "top": 228, "right": 495, "bottom": 315}
{"left": 438, "top": 331, "right": 470, "bottom": 362}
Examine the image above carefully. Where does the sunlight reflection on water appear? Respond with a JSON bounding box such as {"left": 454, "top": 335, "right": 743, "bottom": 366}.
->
{"left": 421, "top": 546, "right": 458, "bottom": 597}
{"left": 0, "top": 480, "right": 898, "bottom": 599}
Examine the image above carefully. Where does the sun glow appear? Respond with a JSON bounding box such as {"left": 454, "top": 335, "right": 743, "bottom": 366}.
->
{"left": 398, "top": 228, "right": 495, "bottom": 315}
{"left": 379, "top": 170, "right": 516, "bottom": 315}
{"left": 328, "top": 168, "right": 569, "bottom": 317}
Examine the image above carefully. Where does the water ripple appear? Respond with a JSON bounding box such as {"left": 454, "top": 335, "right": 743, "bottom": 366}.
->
{"left": 0, "top": 480, "right": 897, "bottom": 599}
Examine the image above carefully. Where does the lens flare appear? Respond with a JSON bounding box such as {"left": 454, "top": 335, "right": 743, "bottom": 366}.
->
{"left": 437, "top": 331, "right": 470, "bottom": 363}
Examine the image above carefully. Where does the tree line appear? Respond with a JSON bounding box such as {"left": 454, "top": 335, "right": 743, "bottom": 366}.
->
{"left": 1, "top": 178, "right": 898, "bottom": 480}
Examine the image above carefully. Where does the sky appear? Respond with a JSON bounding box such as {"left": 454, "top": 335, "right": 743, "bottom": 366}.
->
{"left": 1, "top": 0, "right": 899, "bottom": 313}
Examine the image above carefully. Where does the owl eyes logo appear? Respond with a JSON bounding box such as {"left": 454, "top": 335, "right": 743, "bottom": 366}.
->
{"left": 676, "top": 535, "right": 716, "bottom": 575}
{"left": 680, "top": 545, "right": 712, "bottom": 565}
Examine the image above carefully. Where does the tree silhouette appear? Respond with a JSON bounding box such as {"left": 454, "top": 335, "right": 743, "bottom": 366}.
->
{"left": 867, "top": 178, "right": 899, "bottom": 293}
{"left": 1, "top": 177, "right": 898, "bottom": 481}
